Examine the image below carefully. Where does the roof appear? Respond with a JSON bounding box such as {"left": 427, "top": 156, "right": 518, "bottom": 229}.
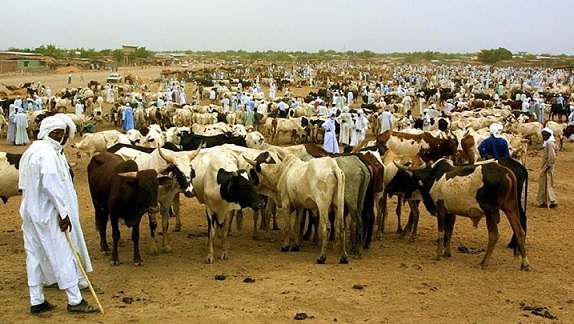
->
{"left": 0, "top": 51, "right": 41, "bottom": 57}
{"left": 122, "top": 45, "right": 139, "bottom": 49}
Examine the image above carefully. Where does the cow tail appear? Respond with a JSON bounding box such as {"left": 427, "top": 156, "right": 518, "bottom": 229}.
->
{"left": 335, "top": 166, "right": 346, "bottom": 252}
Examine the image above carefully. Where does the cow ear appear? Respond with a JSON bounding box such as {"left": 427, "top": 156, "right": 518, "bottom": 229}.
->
{"left": 157, "top": 175, "right": 173, "bottom": 186}
{"left": 216, "top": 168, "right": 229, "bottom": 185}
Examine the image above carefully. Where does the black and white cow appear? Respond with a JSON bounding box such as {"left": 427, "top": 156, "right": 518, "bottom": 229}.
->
{"left": 190, "top": 148, "right": 262, "bottom": 263}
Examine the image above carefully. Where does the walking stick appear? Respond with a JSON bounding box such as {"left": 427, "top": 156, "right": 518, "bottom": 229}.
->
{"left": 546, "top": 170, "right": 550, "bottom": 210}
{"left": 64, "top": 231, "right": 105, "bottom": 314}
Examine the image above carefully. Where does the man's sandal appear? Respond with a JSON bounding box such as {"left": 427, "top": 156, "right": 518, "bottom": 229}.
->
{"left": 31, "top": 300, "right": 57, "bottom": 314}
{"left": 67, "top": 300, "right": 98, "bottom": 313}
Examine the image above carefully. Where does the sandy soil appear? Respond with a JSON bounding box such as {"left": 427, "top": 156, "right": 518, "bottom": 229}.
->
{"left": 0, "top": 69, "right": 573, "bottom": 323}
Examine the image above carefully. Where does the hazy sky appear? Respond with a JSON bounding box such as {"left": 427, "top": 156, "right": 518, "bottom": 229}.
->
{"left": 0, "top": 0, "right": 571, "bottom": 54}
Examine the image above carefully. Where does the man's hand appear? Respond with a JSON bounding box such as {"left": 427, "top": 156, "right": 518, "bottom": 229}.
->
{"left": 58, "top": 215, "right": 72, "bottom": 232}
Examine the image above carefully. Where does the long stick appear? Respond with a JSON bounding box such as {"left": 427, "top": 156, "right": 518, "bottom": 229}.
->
{"left": 64, "top": 231, "right": 105, "bottom": 314}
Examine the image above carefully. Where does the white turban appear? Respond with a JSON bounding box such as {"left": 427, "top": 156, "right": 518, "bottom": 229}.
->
{"left": 542, "top": 127, "right": 555, "bottom": 147}
{"left": 38, "top": 116, "right": 66, "bottom": 140}
{"left": 489, "top": 123, "right": 503, "bottom": 138}
{"left": 37, "top": 114, "right": 76, "bottom": 146}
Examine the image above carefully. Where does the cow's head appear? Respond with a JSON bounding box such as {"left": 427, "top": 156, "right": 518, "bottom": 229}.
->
{"left": 243, "top": 151, "right": 285, "bottom": 195}
{"left": 394, "top": 159, "right": 456, "bottom": 215}
{"left": 158, "top": 146, "right": 201, "bottom": 197}
{"left": 217, "top": 169, "right": 261, "bottom": 210}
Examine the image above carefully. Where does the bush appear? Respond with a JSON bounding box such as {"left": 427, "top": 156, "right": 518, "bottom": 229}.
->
{"left": 477, "top": 48, "right": 513, "bottom": 64}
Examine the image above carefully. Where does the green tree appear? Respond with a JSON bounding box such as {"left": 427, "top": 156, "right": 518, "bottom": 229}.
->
{"left": 477, "top": 48, "right": 513, "bottom": 64}
{"left": 112, "top": 49, "right": 124, "bottom": 62}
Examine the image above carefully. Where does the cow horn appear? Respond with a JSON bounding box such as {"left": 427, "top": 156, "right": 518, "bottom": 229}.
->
{"left": 157, "top": 145, "right": 176, "bottom": 164}
{"left": 187, "top": 142, "right": 204, "bottom": 161}
{"left": 117, "top": 171, "right": 138, "bottom": 179}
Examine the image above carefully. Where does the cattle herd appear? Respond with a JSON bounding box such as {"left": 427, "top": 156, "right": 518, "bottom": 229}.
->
{"left": 1, "top": 62, "right": 573, "bottom": 274}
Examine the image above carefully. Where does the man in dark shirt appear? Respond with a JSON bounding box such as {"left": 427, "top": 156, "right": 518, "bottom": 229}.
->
{"left": 478, "top": 123, "right": 510, "bottom": 160}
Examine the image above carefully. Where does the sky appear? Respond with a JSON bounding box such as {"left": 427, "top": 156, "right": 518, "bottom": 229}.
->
{"left": 0, "top": 0, "right": 571, "bottom": 54}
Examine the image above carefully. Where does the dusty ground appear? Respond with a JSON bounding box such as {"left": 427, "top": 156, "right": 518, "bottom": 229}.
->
{"left": 0, "top": 68, "right": 573, "bottom": 323}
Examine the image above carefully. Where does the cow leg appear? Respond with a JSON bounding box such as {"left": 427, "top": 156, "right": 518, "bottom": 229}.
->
{"left": 317, "top": 208, "right": 329, "bottom": 264}
{"left": 435, "top": 201, "right": 446, "bottom": 261}
{"left": 271, "top": 201, "right": 279, "bottom": 230}
{"left": 96, "top": 208, "right": 109, "bottom": 253}
{"left": 291, "top": 209, "right": 303, "bottom": 251}
{"left": 376, "top": 192, "right": 388, "bottom": 240}
{"left": 443, "top": 213, "right": 456, "bottom": 258}
{"left": 300, "top": 209, "right": 309, "bottom": 241}
{"left": 409, "top": 200, "right": 421, "bottom": 242}
{"left": 173, "top": 194, "right": 181, "bottom": 232}
{"left": 328, "top": 210, "right": 336, "bottom": 242}
{"left": 148, "top": 210, "right": 158, "bottom": 255}
{"left": 220, "top": 215, "right": 230, "bottom": 260}
{"left": 252, "top": 207, "right": 260, "bottom": 240}
{"left": 111, "top": 217, "right": 121, "bottom": 266}
{"left": 395, "top": 194, "right": 403, "bottom": 233}
{"left": 502, "top": 204, "right": 530, "bottom": 271}
{"left": 480, "top": 213, "right": 499, "bottom": 269}
{"left": 280, "top": 208, "right": 292, "bottom": 252}
{"left": 236, "top": 209, "right": 244, "bottom": 232}
{"left": 160, "top": 206, "right": 172, "bottom": 253}
{"left": 132, "top": 224, "right": 143, "bottom": 266}
{"left": 206, "top": 210, "right": 216, "bottom": 264}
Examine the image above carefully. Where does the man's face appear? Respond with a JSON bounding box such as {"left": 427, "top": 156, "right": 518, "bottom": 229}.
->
{"left": 48, "top": 128, "right": 66, "bottom": 143}
{"left": 542, "top": 131, "right": 550, "bottom": 141}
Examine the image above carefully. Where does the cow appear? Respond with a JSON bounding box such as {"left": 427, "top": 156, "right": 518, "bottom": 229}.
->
{"left": 245, "top": 153, "right": 348, "bottom": 264}
{"left": 71, "top": 130, "right": 132, "bottom": 162}
{"left": 190, "top": 149, "right": 262, "bottom": 263}
{"left": 87, "top": 153, "right": 161, "bottom": 266}
{"left": 0, "top": 152, "right": 22, "bottom": 203}
{"left": 180, "top": 131, "right": 246, "bottom": 150}
{"left": 354, "top": 130, "right": 458, "bottom": 164}
{"left": 109, "top": 144, "right": 201, "bottom": 250}
{"left": 394, "top": 159, "right": 530, "bottom": 270}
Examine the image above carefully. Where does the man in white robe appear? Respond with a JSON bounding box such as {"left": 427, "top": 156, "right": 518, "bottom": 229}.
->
{"left": 321, "top": 114, "right": 339, "bottom": 153}
{"left": 351, "top": 109, "right": 369, "bottom": 146}
{"left": 378, "top": 108, "right": 393, "bottom": 133}
{"left": 75, "top": 100, "right": 84, "bottom": 116}
{"left": 19, "top": 114, "right": 96, "bottom": 314}
{"left": 14, "top": 108, "right": 29, "bottom": 145}
{"left": 338, "top": 106, "right": 353, "bottom": 145}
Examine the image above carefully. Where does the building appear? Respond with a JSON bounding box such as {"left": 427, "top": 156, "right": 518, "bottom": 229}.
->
{"left": 122, "top": 45, "right": 139, "bottom": 65}
{"left": 0, "top": 51, "right": 56, "bottom": 73}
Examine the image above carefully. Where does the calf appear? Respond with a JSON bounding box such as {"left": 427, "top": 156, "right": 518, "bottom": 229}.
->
{"left": 88, "top": 153, "right": 160, "bottom": 266}
{"left": 0, "top": 152, "right": 22, "bottom": 203}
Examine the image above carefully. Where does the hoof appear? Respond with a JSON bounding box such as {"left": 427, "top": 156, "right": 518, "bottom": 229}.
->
{"left": 220, "top": 253, "right": 229, "bottom": 261}
{"left": 480, "top": 263, "right": 488, "bottom": 270}
{"left": 290, "top": 245, "right": 300, "bottom": 252}
{"left": 521, "top": 264, "right": 532, "bottom": 272}
{"left": 409, "top": 236, "right": 417, "bottom": 243}
{"left": 134, "top": 260, "right": 143, "bottom": 266}
{"left": 443, "top": 252, "right": 452, "bottom": 258}
{"left": 316, "top": 256, "right": 326, "bottom": 264}
{"left": 206, "top": 255, "right": 214, "bottom": 264}
{"left": 339, "top": 256, "right": 349, "bottom": 264}
{"left": 111, "top": 259, "right": 120, "bottom": 266}
{"left": 162, "top": 245, "right": 173, "bottom": 254}
{"left": 280, "top": 246, "right": 290, "bottom": 252}
{"left": 174, "top": 225, "right": 182, "bottom": 232}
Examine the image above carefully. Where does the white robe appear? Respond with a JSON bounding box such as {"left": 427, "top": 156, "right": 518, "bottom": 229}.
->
{"left": 351, "top": 115, "right": 368, "bottom": 146}
{"left": 322, "top": 118, "right": 339, "bottom": 153}
{"left": 378, "top": 111, "right": 393, "bottom": 133}
{"left": 75, "top": 103, "right": 84, "bottom": 116}
{"left": 19, "top": 139, "right": 92, "bottom": 290}
{"left": 14, "top": 112, "right": 29, "bottom": 145}
{"left": 338, "top": 112, "right": 354, "bottom": 145}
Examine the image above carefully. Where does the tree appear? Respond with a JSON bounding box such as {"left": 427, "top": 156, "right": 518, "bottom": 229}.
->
{"left": 477, "top": 48, "right": 513, "bottom": 64}
{"left": 112, "top": 49, "right": 124, "bottom": 62}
